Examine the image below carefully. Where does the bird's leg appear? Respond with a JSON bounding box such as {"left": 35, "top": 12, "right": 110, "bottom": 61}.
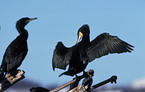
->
{"left": 75, "top": 75, "right": 78, "bottom": 78}
{"left": 74, "top": 74, "right": 82, "bottom": 82}
{"left": 82, "top": 71, "right": 88, "bottom": 77}
{"left": 75, "top": 72, "right": 87, "bottom": 82}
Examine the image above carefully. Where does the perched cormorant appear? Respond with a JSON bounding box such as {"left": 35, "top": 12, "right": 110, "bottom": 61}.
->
{"left": 81, "top": 69, "right": 94, "bottom": 92}
{"left": 52, "top": 24, "right": 134, "bottom": 77}
{"left": 0, "top": 17, "right": 37, "bottom": 78}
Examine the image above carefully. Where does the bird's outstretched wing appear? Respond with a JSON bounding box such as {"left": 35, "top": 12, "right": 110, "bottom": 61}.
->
{"left": 52, "top": 42, "right": 72, "bottom": 71}
{"left": 87, "top": 33, "right": 134, "bottom": 62}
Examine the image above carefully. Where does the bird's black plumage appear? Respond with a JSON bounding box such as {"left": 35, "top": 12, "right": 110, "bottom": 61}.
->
{"left": 30, "top": 87, "right": 50, "bottom": 92}
{"left": 0, "top": 17, "right": 37, "bottom": 77}
{"left": 52, "top": 24, "right": 134, "bottom": 77}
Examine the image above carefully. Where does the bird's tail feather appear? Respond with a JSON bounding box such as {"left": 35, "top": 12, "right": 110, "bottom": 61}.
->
{"left": 59, "top": 71, "right": 75, "bottom": 77}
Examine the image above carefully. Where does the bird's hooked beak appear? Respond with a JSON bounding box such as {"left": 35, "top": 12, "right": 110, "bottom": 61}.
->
{"left": 76, "top": 32, "right": 83, "bottom": 44}
{"left": 27, "top": 17, "right": 38, "bottom": 22}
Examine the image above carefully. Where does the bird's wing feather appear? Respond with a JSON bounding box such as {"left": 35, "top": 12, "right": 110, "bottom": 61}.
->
{"left": 87, "top": 33, "right": 134, "bottom": 62}
{"left": 3, "top": 36, "right": 28, "bottom": 69}
{"left": 52, "top": 42, "right": 72, "bottom": 71}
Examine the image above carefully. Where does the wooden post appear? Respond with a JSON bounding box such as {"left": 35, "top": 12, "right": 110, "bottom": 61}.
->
{"left": 49, "top": 79, "right": 76, "bottom": 92}
{"left": 0, "top": 70, "right": 25, "bottom": 92}
{"left": 90, "top": 75, "right": 117, "bottom": 91}
{"left": 50, "top": 71, "right": 89, "bottom": 92}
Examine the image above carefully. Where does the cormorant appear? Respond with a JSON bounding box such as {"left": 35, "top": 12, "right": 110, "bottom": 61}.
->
{"left": 81, "top": 69, "right": 94, "bottom": 92}
{"left": 52, "top": 24, "right": 134, "bottom": 77}
{"left": 0, "top": 17, "right": 37, "bottom": 78}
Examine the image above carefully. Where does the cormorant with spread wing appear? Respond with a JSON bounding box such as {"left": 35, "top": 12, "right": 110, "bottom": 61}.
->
{"left": 52, "top": 24, "right": 134, "bottom": 77}
{"left": 0, "top": 17, "right": 37, "bottom": 78}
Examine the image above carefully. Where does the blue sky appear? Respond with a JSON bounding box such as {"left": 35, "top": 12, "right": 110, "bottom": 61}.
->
{"left": 0, "top": 0, "right": 145, "bottom": 88}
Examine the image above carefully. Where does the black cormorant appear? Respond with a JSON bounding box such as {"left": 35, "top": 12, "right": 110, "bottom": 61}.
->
{"left": 81, "top": 69, "right": 94, "bottom": 92}
{"left": 52, "top": 24, "right": 134, "bottom": 77}
{"left": 0, "top": 17, "right": 37, "bottom": 78}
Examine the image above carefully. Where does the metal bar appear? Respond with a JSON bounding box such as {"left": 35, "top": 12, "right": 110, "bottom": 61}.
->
{"left": 90, "top": 75, "right": 117, "bottom": 91}
{"left": 68, "top": 75, "right": 117, "bottom": 92}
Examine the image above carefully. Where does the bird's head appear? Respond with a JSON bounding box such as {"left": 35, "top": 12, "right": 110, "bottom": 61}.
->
{"left": 16, "top": 17, "right": 37, "bottom": 31}
{"left": 77, "top": 24, "right": 90, "bottom": 43}
{"left": 87, "top": 69, "right": 94, "bottom": 77}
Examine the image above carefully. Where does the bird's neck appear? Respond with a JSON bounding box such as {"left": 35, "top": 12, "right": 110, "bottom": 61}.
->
{"left": 17, "top": 27, "right": 28, "bottom": 40}
{"left": 82, "top": 35, "right": 90, "bottom": 43}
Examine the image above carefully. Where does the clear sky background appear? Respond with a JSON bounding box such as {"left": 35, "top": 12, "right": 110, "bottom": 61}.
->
{"left": 0, "top": 0, "right": 145, "bottom": 88}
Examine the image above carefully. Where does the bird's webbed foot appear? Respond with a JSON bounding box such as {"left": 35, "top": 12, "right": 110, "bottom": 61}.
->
{"left": 5, "top": 70, "right": 25, "bottom": 84}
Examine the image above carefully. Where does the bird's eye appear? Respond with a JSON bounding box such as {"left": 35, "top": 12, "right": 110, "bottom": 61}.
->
{"left": 26, "top": 20, "right": 31, "bottom": 24}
